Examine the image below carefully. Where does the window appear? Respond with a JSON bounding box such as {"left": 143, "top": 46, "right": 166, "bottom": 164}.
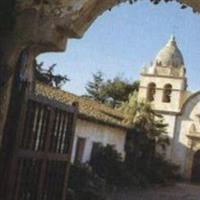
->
{"left": 74, "top": 137, "right": 86, "bottom": 163}
{"left": 90, "top": 142, "right": 102, "bottom": 161}
{"left": 147, "top": 82, "right": 156, "bottom": 102}
{"left": 162, "top": 84, "right": 172, "bottom": 103}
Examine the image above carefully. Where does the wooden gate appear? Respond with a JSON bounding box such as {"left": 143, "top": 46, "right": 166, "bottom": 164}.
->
{"left": 2, "top": 94, "right": 78, "bottom": 200}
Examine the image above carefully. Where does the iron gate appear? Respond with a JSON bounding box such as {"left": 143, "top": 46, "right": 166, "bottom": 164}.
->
{"left": 4, "top": 94, "right": 78, "bottom": 200}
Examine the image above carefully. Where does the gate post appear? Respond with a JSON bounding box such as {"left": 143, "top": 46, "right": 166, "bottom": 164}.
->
{"left": 62, "top": 101, "right": 79, "bottom": 200}
{"left": 0, "top": 48, "right": 35, "bottom": 199}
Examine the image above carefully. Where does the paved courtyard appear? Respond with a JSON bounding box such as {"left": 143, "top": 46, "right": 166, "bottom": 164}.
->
{"left": 108, "top": 183, "right": 200, "bottom": 200}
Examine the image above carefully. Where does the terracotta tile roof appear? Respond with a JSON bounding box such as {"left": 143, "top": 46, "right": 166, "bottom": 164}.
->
{"left": 35, "top": 83, "right": 128, "bottom": 129}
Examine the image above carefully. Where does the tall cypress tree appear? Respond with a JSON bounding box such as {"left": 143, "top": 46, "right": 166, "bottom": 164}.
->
{"left": 85, "top": 71, "right": 106, "bottom": 102}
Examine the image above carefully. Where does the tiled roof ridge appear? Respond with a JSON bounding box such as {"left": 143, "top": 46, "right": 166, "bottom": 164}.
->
{"left": 35, "top": 83, "right": 129, "bottom": 129}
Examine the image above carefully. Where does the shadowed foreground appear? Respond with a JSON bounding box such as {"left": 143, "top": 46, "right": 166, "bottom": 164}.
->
{"left": 108, "top": 183, "right": 200, "bottom": 200}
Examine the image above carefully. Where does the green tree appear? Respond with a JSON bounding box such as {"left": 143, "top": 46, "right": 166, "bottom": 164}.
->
{"left": 34, "top": 61, "right": 69, "bottom": 89}
{"left": 85, "top": 71, "right": 106, "bottom": 102}
{"left": 85, "top": 72, "right": 139, "bottom": 107}
{"left": 90, "top": 145, "right": 124, "bottom": 187}
{"left": 68, "top": 164, "right": 106, "bottom": 200}
{"left": 120, "top": 93, "right": 169, "bottom": 170}
{"left": 121, "top": 93, "right": 169, "bottom": 147}
{"left": 103, "top": 77, "right": 139, "bottom": 108}
{"left": 119, "top": 92, "right": 138, "bottom": 125}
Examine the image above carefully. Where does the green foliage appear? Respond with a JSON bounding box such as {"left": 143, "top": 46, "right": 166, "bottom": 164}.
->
{"left": 119, "top": 92, "right": 138, "bottom": 124}
{"left": 89, "top": 145, "right": 141, "bottom": 188}
{"left": 85, "top": 71, "right": 139, "bottom": 107}
{"left": 68, "top": 163, "right": 106, "bottom": 200}
{"left": 89, "top": 144, "right": 180, "bottom": 189}
{"left": 90, "top": 145, "right": 124, "bottom": 187}
{"left": 120, "top": 93, "right": 169, "bottom": 152}
{"left": 126, "top": 0, "right": 190, "bottom": 11}
{"left": 125, "top": 128, "right": 180, "bottom": 185}
{"left": 134, "top": 102, "right": 169, "bottom": 151}
{"left": 85, "top": 71, "right": 106, "bottom": 102}
{"left": 144, "top": 154, "right": 181, "bottom": 184}
{"left": 34, "top": 61, "right": 69, "bottom": 89}
{"left": 120, "top": 93, "right": 178, "bottom": 185}
{"left": 108, "top": 0, "right": 195, "bottom": 13}
{"left": 103, "top": 77, "right": 139, "bottom": 108}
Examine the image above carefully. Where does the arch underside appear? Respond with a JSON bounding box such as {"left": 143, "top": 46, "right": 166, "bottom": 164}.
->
{"left": 13, "top": 0, "right": 200, "bottom": 40}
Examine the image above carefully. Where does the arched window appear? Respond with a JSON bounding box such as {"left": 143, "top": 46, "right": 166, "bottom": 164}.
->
{"left": 163, "top": 84, "right": 172, "bottom": 103}
{"left": 147, "top": 83, "right": 156, "bottom": 102}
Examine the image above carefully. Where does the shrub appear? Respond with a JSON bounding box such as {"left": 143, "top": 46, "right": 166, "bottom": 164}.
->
{"left": 90, "top": 144, "right": 181, "bottom": 189}
{"left": 144, "top": 154, "right": 180, "bottom": 184}
{"left": 90, "top": 145, "right": 125, "bottom": 187}
{"left": 68, "top": 163, "right": 106, "bottom": 200}
{"left": 68, "top": 144, "right": 181, "bottom": 200}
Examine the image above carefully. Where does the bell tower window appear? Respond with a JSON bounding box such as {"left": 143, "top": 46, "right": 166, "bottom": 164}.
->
{"left": 147, "top": 83, "right": 156, "bottom": 102}
{"left": 163, "top": 84, "right": 172, "bottom": 103}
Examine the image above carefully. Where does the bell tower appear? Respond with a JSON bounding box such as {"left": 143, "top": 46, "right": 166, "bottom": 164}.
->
{"left": 138, "top": 36, "right": 188, "bottom": 113}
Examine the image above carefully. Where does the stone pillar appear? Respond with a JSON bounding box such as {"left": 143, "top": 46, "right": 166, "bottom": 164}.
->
{"left": 0, "top": 35, "right": 24, "bottom": 146}
{"left": 0, "top": 3, "right": 69, "bottom": 147}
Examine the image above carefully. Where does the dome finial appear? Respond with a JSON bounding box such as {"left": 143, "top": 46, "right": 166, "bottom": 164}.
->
{"left": 170, "top": 34, "right": 175, "bottom": 42}
{"left": 167, "top": 34, "right": 177, "bottom": 47}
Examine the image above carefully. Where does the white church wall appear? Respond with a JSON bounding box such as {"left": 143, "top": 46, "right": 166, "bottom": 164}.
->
{"left": 172, "top": 93, "right": 200, "bottom": 178}
{"left": 71, "top": 119, "right": 127, "bottom": 163}
{"left": 172, "top": 119, "right": 190, "bottom": 172}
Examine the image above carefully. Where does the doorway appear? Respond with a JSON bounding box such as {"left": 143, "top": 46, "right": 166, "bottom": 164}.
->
{"left": 191, "top": 150, "right": 200, "bottom": 183}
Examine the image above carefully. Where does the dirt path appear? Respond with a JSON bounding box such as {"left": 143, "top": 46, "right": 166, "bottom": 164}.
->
{"left": 108, "top": 183, "right": 200, "bottom": 200}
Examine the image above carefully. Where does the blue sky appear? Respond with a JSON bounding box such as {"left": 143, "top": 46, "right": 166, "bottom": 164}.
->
{"left": 37, "top": 1, "right": 200, "bottom": 95}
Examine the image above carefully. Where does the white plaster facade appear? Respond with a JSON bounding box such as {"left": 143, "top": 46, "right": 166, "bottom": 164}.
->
{"left": 71, "top": 119, "right": 127, "bottom": 163}
{"left": 173, "top": 93, "right": 200, "bottom": 178}
{"left": 138, "top": 36, "right": 200, "bottom": 179}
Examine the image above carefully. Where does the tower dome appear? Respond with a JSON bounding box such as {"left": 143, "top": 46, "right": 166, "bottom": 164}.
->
{"left": 154, "top": 36, "right": 184, "bottom": 68}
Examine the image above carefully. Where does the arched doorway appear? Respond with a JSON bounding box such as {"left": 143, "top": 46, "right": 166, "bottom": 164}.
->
{"left": 191, "top": 150, "right": 200, "bottom": 183}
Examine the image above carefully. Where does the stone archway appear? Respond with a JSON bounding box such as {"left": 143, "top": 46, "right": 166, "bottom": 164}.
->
{"left": 0, "top": 1, "right": 199, "bottom": 198}
{"left": 0, "top": 0, "right": 200, "bottom": 147}
{"left": 191, "top": 150, "right": 200, "bottom": 183}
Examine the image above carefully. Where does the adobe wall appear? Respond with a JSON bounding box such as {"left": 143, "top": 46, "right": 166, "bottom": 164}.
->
{"left": 71, "top": 119, "right": 127, "bottom": 163}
